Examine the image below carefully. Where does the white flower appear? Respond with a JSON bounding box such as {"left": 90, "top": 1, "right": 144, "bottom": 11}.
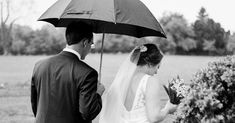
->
{"left": 140, "top": 45, "right": 147, "bottom": 52}
{"left": 170, "top": 77, "right": 189, "bottom": 97}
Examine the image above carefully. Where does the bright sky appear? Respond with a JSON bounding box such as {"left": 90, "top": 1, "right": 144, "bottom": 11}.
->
{"left": 9, "top": 0, "right": 235, "bottom": 33}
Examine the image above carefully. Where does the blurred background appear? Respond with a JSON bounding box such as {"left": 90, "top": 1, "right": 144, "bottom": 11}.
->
{"left": 0, "top": 0, "right": 234, "bottom": 122}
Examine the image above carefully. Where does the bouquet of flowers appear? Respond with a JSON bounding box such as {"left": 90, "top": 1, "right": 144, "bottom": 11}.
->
{"left": 163, "top": 76, "right": 189, "bottom": 105}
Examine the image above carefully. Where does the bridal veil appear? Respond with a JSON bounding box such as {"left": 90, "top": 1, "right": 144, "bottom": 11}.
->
{"left": 99, "top": 47, "right": 140, "bottom": 123}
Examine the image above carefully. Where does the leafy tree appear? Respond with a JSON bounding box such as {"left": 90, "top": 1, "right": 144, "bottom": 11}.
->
{"left": 13, "top": 25, "right": 34, "bottom": 44}
{"left": 226, "top": 33, "right": 235, "bottom": 54}
{"left": 202, "top": 39, "right": 216, "bottom": 55}
{"left": 193, "top": 7, "right": 229, "bottom": 55}
{"left": 0, "top": 0, "right": 17, "bottom": 55}
{"left": 94, "top": 34, "right": 137, "bottom": 53}
{"left": 154, "top": 35, "right": 176, "bottom": 54}
{"left": 30, "top": 25, "right": 65, "bottom": 55}
{"left": 11, "top": 25, "right": 34, "bottom": 54}
{"left": 0, "top": 0, "right": 36, "bottom": 55}
{"left": 160, "top": 13, "right": 196, "bottom": 54}
{"left": 10, "top": 39, "right": 26, "bottom": 55}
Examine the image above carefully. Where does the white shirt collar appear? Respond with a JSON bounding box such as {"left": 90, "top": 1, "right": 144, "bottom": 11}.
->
{"left": 63, "top": 47, "right": 81, "bottom": 59}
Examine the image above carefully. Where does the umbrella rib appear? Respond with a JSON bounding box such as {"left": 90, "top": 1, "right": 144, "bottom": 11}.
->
{"left": 59, "top": 0, "right": 72, "bottom": 20}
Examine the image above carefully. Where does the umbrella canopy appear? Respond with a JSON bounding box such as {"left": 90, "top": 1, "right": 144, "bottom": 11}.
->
{"left": 38, "top": 0, "right": 166, "bottom": 82}
{"left": 38, "top": 0, "right": 166, "bottom": 38}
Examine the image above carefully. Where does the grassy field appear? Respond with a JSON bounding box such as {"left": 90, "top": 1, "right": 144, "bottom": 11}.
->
{"left": 0, "top": 54, "right": 220, "bottom": 123}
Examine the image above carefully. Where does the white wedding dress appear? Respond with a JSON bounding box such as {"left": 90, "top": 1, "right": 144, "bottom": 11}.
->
{"left": 99, "top": 48, "right": 152, "bottom": 123}
{"left": 121, "top": 74, "right": 150, "bottom": 123}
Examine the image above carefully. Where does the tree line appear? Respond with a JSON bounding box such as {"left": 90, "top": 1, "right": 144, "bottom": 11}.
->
{"left": 0, "top": 7, "right": 235, "bottom": 55}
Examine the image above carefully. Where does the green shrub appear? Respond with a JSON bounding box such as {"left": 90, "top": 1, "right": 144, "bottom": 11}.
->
{"left": 174, "top": 55, "right": 235, "bottom": 123}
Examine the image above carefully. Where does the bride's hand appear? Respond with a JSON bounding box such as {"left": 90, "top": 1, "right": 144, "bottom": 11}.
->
{"left": 165, "top": 100, "right": 178, "bottom": 114}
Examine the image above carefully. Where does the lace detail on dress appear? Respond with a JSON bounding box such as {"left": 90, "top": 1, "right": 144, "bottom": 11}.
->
{"left": 132, "top": 75, "right": 150, "bottom": 110}
{"left": 122, "top": 74, "right": 151, "bottom": 123}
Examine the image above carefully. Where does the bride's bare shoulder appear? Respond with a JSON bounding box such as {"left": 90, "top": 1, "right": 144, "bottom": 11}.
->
{"left": 147, "top": 76, "right": 161, "bottom": 90}
{"left": 145, "top": 76, "right": 162, "bottom": 102}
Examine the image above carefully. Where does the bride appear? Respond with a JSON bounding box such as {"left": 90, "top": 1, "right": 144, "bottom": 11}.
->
{"left": 99, "top": 43, "right": 177, "bottom": 123}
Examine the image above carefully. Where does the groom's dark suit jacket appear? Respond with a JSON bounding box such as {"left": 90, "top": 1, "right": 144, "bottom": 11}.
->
{"left": 31, "top": 51, "right": 102, "bottom": 123}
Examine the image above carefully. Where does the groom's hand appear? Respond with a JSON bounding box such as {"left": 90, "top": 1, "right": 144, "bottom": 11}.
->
{"left": 97, "top": 83, "right": 105, "bottom": 96}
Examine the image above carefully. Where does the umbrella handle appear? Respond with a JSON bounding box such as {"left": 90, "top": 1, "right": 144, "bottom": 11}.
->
{"left": 98, "top": 33, "right": 105, "bottom": 83}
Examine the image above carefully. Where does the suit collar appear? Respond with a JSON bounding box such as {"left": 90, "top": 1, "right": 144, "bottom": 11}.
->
{"left": 60, "top": 51, "right": 80, "bottom": 60}
{"left": 63, "top": 47, "right": 81, "bottom": 59}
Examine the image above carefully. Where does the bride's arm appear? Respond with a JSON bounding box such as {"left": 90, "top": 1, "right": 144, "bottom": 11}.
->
{"left": 146, "top": 77, "right": 174, "bottom": 123}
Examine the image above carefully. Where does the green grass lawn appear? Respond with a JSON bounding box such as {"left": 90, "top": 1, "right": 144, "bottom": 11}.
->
{"left": 0, "top": 54, "right": 220, "bottom": 123}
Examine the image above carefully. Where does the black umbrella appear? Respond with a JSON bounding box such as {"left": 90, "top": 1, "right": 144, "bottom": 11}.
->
{"left": 38, "top": 0, "right": 166, "bottom": 82}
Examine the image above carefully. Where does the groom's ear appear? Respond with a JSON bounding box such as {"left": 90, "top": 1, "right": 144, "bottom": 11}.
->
{"left": 82, "top": 38, "right": 88, "bottom": 47}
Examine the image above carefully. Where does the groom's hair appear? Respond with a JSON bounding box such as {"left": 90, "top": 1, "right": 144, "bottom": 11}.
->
{"left": 65, "top": 21, "right": 93, "bottom": 45}
{"left": 132, "top": 44, "right": 163, "bottom": 67}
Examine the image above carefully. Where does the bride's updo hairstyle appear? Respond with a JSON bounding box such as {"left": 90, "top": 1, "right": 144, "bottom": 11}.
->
{"left": 131, "top": 44, "right": 163, "bottom": 67}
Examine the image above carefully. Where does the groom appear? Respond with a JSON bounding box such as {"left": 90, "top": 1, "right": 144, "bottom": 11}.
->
{"left": 31, "top": 21, "right": 105, "bottom": 123}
